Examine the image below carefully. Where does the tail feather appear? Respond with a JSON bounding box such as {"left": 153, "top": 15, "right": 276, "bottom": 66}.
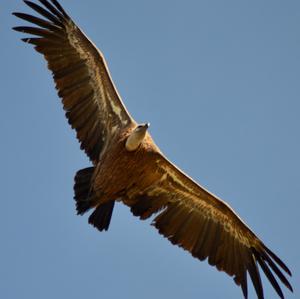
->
{"left": 74, "top": 167, "right": 95, "bottom": 214}
{"left": 74, "top": 167, "right": 115, "bottom": 231}
{"left": 76, "top": 194, "right": 98, "bottom": 215}
{"left": 88, "top": 201, "right": 115, "bottom": 231}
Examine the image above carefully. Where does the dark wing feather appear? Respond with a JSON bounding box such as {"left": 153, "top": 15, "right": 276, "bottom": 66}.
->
{"left": 13, "top": 0, "right": 134, "bottom": 162}
{"left": 123, "top": 154, "right": 293, "bottom": 299}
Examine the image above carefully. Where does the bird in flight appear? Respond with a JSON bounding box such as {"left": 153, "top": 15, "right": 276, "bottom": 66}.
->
{"left": 13, "top": 1, "right": 293, "bottom": 298}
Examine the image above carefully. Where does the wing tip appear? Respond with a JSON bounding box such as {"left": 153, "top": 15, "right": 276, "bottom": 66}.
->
{"left": 12, "top": 26, "right": 27, "bottom": 33}
{"left": 253, "top": 245, "right": 293, "bottom": 295}
{"left": 261, "top": 243, "right": 292, "bottom": 277}
{"left": 21, "top": 37, "right": 33, "bottom": 43}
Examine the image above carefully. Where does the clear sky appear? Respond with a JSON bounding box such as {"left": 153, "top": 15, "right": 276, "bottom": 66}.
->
{"left": 1, "top": 1, "right": 299, "bottom": 298}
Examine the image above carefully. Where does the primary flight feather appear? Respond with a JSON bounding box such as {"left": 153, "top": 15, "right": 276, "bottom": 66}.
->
{"left": 13, "top": 1, "right": 293, "bottom": 298}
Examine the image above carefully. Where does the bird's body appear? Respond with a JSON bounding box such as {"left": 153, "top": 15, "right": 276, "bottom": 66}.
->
{"left": 13, "top": 1, "right": 293, "bottom": 298}
{"left": 92, "top": 128, "right": 160, "bottom": 205}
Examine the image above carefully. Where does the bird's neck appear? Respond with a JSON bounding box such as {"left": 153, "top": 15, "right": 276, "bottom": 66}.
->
{"left": 125, "top": 130, "right": 146, "bottom": 151}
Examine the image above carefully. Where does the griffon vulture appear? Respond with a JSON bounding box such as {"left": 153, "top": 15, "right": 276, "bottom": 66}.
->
{"left": 13, "top": 1, "right": 293, "bottom": 298}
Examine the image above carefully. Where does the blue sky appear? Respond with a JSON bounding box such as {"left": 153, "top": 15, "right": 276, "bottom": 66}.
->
{"left": 2, "top": 1, "right": 299, "bottom": 298}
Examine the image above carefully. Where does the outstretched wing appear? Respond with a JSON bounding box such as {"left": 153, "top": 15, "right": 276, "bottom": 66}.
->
{"left": 13, "top": 0, "right": 135, "bottom": 162}
{"left": 124, "top": 154, "right": 293, "bottom": 299}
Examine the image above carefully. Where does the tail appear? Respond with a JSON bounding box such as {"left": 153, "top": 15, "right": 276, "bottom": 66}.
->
{"left": 88, "top": 201, "right": 115, "bottom": 231}
{"left": 74, "top": 167, "right": 115, "bottom": 231}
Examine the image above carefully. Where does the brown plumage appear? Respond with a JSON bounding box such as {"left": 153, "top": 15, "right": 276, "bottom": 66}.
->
{"left": 13, "top": 1, "right": 293, "bottom": 299}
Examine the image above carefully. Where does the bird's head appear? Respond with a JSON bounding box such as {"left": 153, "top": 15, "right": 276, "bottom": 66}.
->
{"left": 125, "top": 123, "right": 150, "bottom": 151}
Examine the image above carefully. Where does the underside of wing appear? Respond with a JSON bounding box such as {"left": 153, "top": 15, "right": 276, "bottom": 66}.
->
{"left": 123, "top": 154, "right": 293, "bottom": 299}
{"left": 13, "top": 0, "right": 134, "bottom": 162}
